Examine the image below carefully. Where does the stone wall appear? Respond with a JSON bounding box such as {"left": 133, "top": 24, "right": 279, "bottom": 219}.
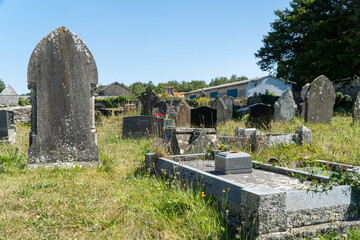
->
{"left": 2, "top": 105, "right": 31, "bottom": 123}
{"left": 0, "top": 96, "right": 30, "bottom": 106}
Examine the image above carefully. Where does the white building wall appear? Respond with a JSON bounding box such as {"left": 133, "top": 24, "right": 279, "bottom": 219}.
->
{"left": 247, "top": 76, "right": 292, "bottom": 97}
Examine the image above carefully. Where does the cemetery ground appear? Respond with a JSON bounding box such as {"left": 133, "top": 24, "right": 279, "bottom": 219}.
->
{"left": 0, "top": 114, "right": 360, "bottom": 239}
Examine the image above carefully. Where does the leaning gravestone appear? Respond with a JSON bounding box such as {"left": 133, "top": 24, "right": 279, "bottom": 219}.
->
{"left": 274, "top": 88, "right": 297, "bottom": 122}
{"left": 137, "top": 86, "right": 160, "bottom": 115}
{"left": 211, "top": 96, "right": 229, "bottom": 123}
{"left": 27, "top": 27, "right": 98, "bottom": 164}
{"left": 191, "top": 106, "right": 217, "bottom": 128}
{"left": 352, "top": 91, "right": 360, "bottom": 122}
{"left": 175, "top": 100, "right": 191, "bottom": 127}
{"left": 305, "top": 75, "right": 335, "bottom": 123}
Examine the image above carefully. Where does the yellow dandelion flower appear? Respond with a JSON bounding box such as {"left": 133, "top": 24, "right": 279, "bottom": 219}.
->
{"left": 222, "top": 190, "right": 226, "bottom": 193}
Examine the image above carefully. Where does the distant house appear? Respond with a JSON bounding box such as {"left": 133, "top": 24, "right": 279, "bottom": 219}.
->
{"left": 183, "top": 76, "right": 294, "bottom": 99}
{"left": 163, "top": 86, "right": 174, "bottom": 95}
{"left": 98, "top": 82, "right": 130, "bottom": 97}
{"left": 0, "top": 85, "right": 30, "bottom": 106}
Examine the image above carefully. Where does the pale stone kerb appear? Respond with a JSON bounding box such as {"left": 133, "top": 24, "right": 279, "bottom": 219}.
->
{"left": 27, "top": 26, "right": 98, "bottom": 86}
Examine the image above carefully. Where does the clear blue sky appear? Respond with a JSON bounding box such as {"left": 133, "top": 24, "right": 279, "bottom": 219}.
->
{"left": 0, "top": 0, "right": 290, "bottom": 94}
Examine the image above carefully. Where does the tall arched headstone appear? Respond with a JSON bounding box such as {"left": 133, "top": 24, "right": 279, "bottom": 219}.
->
{"left": 175, "top": 100, "right": 191, "bottom": 127}
{"left": 27, "top": 27, "right": 99, "bottom": 164}
{"left": 211, "top": 96, "right": 228, "bottom": 123}
{"left": 305, "top": 75, "right": 335, "bottom": 123}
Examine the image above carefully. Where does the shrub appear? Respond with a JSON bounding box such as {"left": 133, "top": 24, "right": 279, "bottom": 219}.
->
{"left": 18, "top": 98, "right": 31, "bottom": 106}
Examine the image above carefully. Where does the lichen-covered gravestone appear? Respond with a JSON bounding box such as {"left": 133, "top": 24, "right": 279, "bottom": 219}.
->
{"left": 305, "top": 75, "right": 335, "bottom": 123}
{"left": 211, "top": 96, "right": 229, "bottom": 123}
{"left": 274, "top": 88, "right": 297, "bottom": 122}
{"left": 27, "top": 27, "right": 99, "bottom": 164}
{"left": 175, "top": 99, "right": 191, "bottom": 127}
{"left": 137, "top": 86, "right": 160, "bottom": 115}
{"left": 352, "top": 91, "right": 360, "bottom": 122}
{"left": 300, "top": 83, "right": 311, "bottom": 120}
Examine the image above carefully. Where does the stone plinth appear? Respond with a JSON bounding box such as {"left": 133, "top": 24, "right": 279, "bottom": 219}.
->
{"left": 215, "top": 152, "right": 252, "bottom": 174}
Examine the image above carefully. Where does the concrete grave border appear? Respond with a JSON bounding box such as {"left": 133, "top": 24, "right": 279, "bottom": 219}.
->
{"left": 146, "top": 153, "right": 360, "bottom": 239}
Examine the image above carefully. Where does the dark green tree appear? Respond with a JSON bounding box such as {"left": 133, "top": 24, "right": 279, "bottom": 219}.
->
{"left": 0, "top": 79, "right": 5, "bottom": 93}
{"left": 255, "top": 0, "right": 360, "bottom": 90}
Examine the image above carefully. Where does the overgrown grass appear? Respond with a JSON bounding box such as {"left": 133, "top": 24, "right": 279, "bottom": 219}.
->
{"left": 218, "top": 114, "right": 360, "bottom": 166}
{"left": 0, "top": 116, "right": 232, "bottom": 239}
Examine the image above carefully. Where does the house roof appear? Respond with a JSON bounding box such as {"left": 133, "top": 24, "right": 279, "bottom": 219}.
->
{"left": 0, "top": 85, "right": 18, "bottom": 96}
{"left": 99, "top": 82, "right": 129, "bottom": 92}
{"left": 183, "top": 76, "right": 295, "bottom": 95}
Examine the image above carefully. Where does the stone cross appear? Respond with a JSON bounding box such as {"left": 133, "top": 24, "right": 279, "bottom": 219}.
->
{"left": 27, "top": 27, "right": 98, "bottom": 164}
{"left": 137, "top": 86, "right": 160, "bottom": 115}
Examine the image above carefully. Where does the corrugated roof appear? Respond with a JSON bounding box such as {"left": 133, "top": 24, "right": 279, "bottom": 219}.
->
{"left": 183, "top": 75, "right": 295, "bottom": 95}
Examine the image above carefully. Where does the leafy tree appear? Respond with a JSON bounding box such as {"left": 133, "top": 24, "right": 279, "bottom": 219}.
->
{"left": 255, "top": 0, "right": 360, "bottom": 90}
{"left": 209, "top": 75, "right": 247, "bottom": 87}
{"left": 0, "top": 79, "right": 5, "bottom": 93}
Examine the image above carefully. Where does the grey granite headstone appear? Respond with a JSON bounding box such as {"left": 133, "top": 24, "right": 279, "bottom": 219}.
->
{"left": 222, "top": 95, "right": 234, "bottom": 117}
{"left": 122, "top": 115, "right": 164, "bottom": 138}
{"left": 175, "top": 100, "right": 191, "bottom": 127}
{"left": 305, "top": 75, "right": 335, "bottom": 123}
{"left": 137, "top": 86, "right": 160, "bottom": 116}
{"left": 274, "top": 88, "right": 297, "bottom": 122}
{"left": 27, "top": 27, "right": 99, "bottom": 164}
{"left": 211, "top": 96, "right": 229, "bottom": 123}
{"left": 0, "top": 110, "right": 16, "bottom": 144}
{"left": 353, "top": 91, "right": 360, "bottom": 122}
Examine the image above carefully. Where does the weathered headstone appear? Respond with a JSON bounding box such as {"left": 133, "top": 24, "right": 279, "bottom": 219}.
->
{"left": 155, "top": 101, "right": 167, "bottom": 116}
{"left": 191, "top": 106, "right": 217, "bottom": 128}
{"left": 295, "top": 125, "right": 312, "bottom": 145}
{"left": 300, "top": 83, "right": 311, "bottom": 120}
{"left": 274, "top": 88, "right": 297, "bottom": 122}
{"left": 211, "top": 96, "right": 229, "bottom": 123}
{"left": 175, "top": 100, "right": 191, "bottom": 127}
{"left": 185, "top": 130, "right": 215, "bottom": 154}
{"left": 27, "top": 27, "right": 98, "bottom": 164}
{"left": 305, "top": 75, "right": 335, "bottom": 123}
{"left": 353, "top": 91, "right": 360, "bottom": 122}
{"left": 137, "top": 86, "right": 160, "bottom": 115}
{"left": 0, "top": 110, "right": 16, "bottom": 144}
{"left": 247, "top": 96, "right": 262, "bottom": 106}
{"left": 247, "top": 103, "right": 271, "bottom": 129}
{"left": 122, "top": 116, "right": 164, "bottom": 138}
{"left": 222, "top": 95, "right": 233, "bottom": 120}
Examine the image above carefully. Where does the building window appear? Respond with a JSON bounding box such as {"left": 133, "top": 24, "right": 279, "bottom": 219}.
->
{"left": 190, "top": 95, "right": 197, "bottom": 99}
{"left": 209, "top": 92, "right": 218, "bottom": 98}
{"left": 227, "top": 89, "right": 238, "bottom": 98}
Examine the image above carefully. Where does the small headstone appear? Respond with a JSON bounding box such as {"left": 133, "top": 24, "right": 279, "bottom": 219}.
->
{"left": 247, "top": 96, "right": 262, "bottom": 106}
{"left": 175, "top": 100, "right": 191, "bottom": 127}
{"left": 0, "top": 110, "right": 16, "bottom": 144}
{"left": 274, "top": 88, "right": 297, "bottom": 122}
{"left": 248, "top": 103, "right": 271, "bottom": 129}
{"left": 191, "top": 106, "right": 217, "bottom": 128}
{"left": 222, "top": 95, "right": 234, "bottom": 117}
{"left": 27, "top": 27, "right": 98, "bottom": 164}
{"left": 295, "top": 125, "right": 312, "bottom": 145}
{"left": 122, "top": 116, "right": 164, "bottom": 138}
{"left": 300, "top": 84, "right": 311, "bottom": 120}
{"left": 211, "top": 96, "right": 229, "bottom": 123}
{"left": 215, "top": 152, "right": 252, "bottom": 174}
{"left": 305, "top": 75, "right": 335, "bottom": 123}
{"left": 137, "top": 86, "right": 160, "bottom": 115}
{"left": 353, "top": 91, "right": 360, "bottom": 122}
{"left": 155, "top": 101, "right": 167, "bottom": 116}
